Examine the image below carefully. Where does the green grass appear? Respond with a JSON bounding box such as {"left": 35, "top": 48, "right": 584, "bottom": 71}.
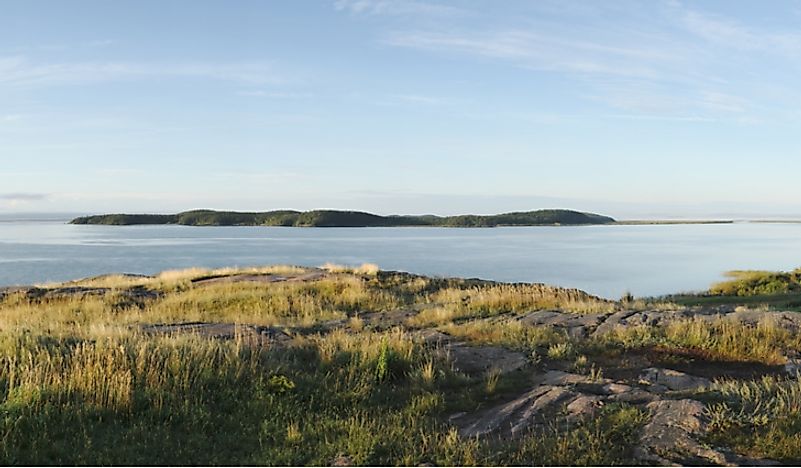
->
{"left": 667, "top": 292, "right": 801, "bottom": 311}
{"left": 651, "top": 267, "right": 801, "bottom": 312}
{"left": 17, "top": 264, "right": 801, "bottom": 465}
{"left": 593, "top": 316, "right": 796, "bottom": 365}
{"left": 710, "top": 270, "right": 801, "bottom": 297}
{"left": 0, "top": 267, "right": 648, "bottom": 465}
{"left": 703, "top": 376, "right": 801, "bottom": 463}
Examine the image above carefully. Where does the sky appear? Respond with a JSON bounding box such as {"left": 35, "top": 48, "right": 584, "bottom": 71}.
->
{"left": 3, "top": 0, "right": 801, "bottom": 218}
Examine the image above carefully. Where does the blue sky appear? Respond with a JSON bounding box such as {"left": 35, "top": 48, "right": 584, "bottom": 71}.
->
{"left": 3, "top": 0, "right": 801, "bottom": 218}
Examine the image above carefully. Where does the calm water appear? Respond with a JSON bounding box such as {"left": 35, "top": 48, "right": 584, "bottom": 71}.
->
{"left": 1, "top": 215, "right": 800, "bottom": 298}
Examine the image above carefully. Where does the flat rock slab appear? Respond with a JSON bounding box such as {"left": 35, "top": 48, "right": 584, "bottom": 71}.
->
{"left": 0, "top": 285, "right": 161, "bottom": 302}
{"left": 414, "top": 329, "right": 455, "bottom": 346}
{"left": 638, "top": 367, "right": 712, "bottom": 392}
{"left": 458, "top": 385, "right": 578, "bottom": 438}
{"left": 191, "top": 271, "right": 326, "bottom": 286}
{"left": 593, "top": 308, "right": 801, "bottom": 339}
{"left": 518, "top": 310, "right": 609, "bottom": 338}
{"left": 457, "top": 370, "right": 658, "bottom": 439}
{"left": 141, "top": 322, "right": 291, "bottom": 346}
{"left": 726, "top": 309, "right": 801, "bottom": 330}
{"left": 518, "top": 310, "right": 608, "bottom": 328}
{"left": 357, "top": 309, "right": 419, "bottom": 329}
{"left": 439, "top": 343, "right": 528, "bottom": 377}
{"left": 635, "top": 399, "right": 728, "bottom": 466}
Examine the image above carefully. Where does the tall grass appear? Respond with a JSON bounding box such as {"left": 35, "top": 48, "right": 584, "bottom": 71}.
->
{"left": 440, "top": 320, "right": 567, "bottom": 352}
{"left": 596, "top": 316, "right": 793, "bottom": 365}
{"left": 430, "top": 284, "right": 614, "bottom": 315}
{"left": 0, "top": 264, "right": 672, "bottom": 465}
{"left": 710, "top": 269, "right": 801, "bottom": 296}
{"left": 59, "top": 265, "right": 315, "bottom": 289}
{"left": 0, "top": 275, "right": 405, "bottom": 332}
{"left": 705, "top": 376, "right": 801, "bottom": 462}
{"left": 410, "top": 284, "right": 613, "bottom": 327}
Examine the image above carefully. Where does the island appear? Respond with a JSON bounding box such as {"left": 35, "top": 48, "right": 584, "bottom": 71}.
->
{"left": 69, "top": 208, "right": 616, "bottom": 227}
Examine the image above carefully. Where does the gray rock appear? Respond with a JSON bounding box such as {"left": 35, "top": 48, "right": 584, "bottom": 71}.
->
{"left": 331, "top": 455, "right": 353, "bottom": 467}
{"left": 458, "top": 385, "right": 577, "bottom": 438}
{"left": 638, "top": 367, "right": 711, "bottom": 392}
{"left": 635, "top": 399, "right": 728, "bottom": 466}
{"left": 592, "top": 310, "right": 640, "bottom": 337}
{"left": 440, "top": 343, "right": 528, "bottom": 377}
{"left": 357, "top": 308, "right": 419, "bottom": 329}
{"left": 518, "top": 310, "right": 607, "bottom": 329}
{"left": 415, "top": 329, "right": 454, "bottom": 346}
{"left": 565, "top": 394, "right": 602, "bottom": 421}
{"left": 606, "top": 388, "right": 658, "bottom": 404}
{"left": 536, "top": 370, "right": 604, "bottom": 386}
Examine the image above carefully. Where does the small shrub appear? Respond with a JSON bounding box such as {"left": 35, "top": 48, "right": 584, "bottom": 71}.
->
{"left": 485, "top": 368, "right": 501, "bottom": 395}
{"left": 266, "top": 374, "right": 296, "bottom": 394}
{"left": 547, "top": 342, "right": 574, "bottom": 360}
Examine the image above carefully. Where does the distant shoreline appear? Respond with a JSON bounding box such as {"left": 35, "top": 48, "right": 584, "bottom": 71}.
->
{"left": 613, "top": 220, "right": 734, "bottom": 225}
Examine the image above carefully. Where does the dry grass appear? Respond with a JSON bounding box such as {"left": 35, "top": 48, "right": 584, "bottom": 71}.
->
{"left": 0, "top": 265, "right": 661, "bottom": 465}
{"left": 321, "top": 262, "right": 380, "bottom": 276}
{"left": 597, "top": 316, "right": 794, "bottom": 365}
{"left": 57, "top": 265, "right": 315, "bottom": 290}
{"left": 414, "top": 284, "right": 613, "bottom": 327}
{"left": 440, "top": 320, "right": 567, "bottom": 352}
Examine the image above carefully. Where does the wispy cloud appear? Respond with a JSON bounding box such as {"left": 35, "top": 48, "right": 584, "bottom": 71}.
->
{"left": 0, "top": 56, "right": 281, "bottom": 87}
{"left": 236, "top": 90, "right": 313, "bottom": 99}
{"left": 679, "top": 9, "right": 801, "bottom": 56}
{"left": 0, "top": 114, "right": 23, "bottom": 123}
{"left": 384, "top": 29, "right": 683, "bottom": 81}
{"left": 372, "top": 3, "right": 801, "bottom": 121}
{"left": 334, "top": 0, "right": 463, "bottom": 17}
{"left": 585, "top": 80, "right": 750, "bottom": 116}
{"left": 389, "top": 93, "right": 450, "bottom": 105}
{"left": 0, "top": 192, "right": 50, "bottom": 208}
{"left": 0, "top": 193, "right": 48, "bottom": 202}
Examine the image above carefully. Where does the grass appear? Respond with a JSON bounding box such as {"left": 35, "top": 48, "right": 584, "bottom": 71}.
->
{"left": 506, "top": 404, "right": 647, "bottom": 465}
{"left": 667, "top": 292, "right": 801, "bottom": 311}
{"left": 439, "top": 320, "right": 568, "bottom": 353}
{"left": 594, "top": 316, "right": 795, "bottom": 365}
{"left": 660, "top": 268, "right": 801, "bottom": 312}
{"left": 12, "top": 264, "right": 801, "bottom": 465}
{"left": 710, "top": 269, "right": 801, "bottom": 297}
{"left": 407, "top": 284, "right": 614, "bottom": 328}
{"left": 0, "top": 266, "right": 650, "bottom": 465}
{"left": 704, "top": 376, "right": 801, "bottom": 462}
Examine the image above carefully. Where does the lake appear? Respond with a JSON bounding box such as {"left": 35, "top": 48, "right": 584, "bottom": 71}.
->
{"left": 1, "top": 215, "right": 800, "bottom": 298}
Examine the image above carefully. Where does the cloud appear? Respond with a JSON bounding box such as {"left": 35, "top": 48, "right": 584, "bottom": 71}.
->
{"left": 0, "top": 56, "right": 281, "bottom": 87}
{"left": 0, "top": 114, "right": 23, "bottom": 123}
{"left": 334, "top": 0, "right": 463, "bottom": 17}
{"left": 384, "top": 30, "right": 680, "bottom": 80}
{"left": 378, "top": 3, "right": 801, "bottom": 121}
{"left": 0, "top": 193, "right": 48, "bottom": 201}
{"left": 236, "top": 90, "right": 313, "bottom": 99}
{"left": 0, "top": 193, "right": 48, "bottom": 202}
{"left": 679, "top": 9, "right": 801, "bottom": 56}
{"left": 389, "top": 93, "right": 449, "bottom": 105}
